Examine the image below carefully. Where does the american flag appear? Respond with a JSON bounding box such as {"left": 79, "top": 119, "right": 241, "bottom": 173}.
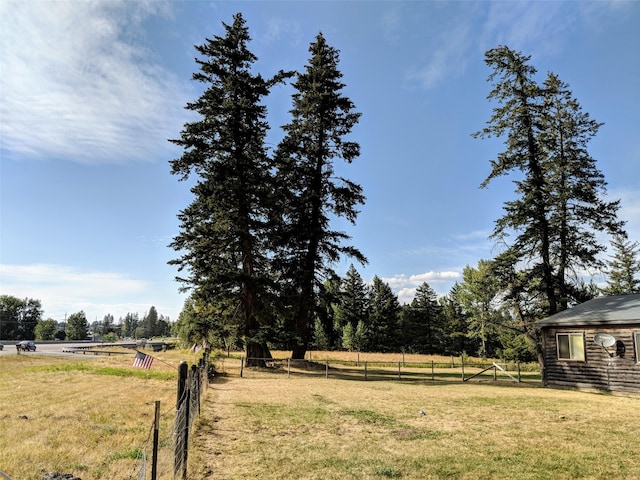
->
{"left": 133, "top": 351, "right": 153, "bottom": 369}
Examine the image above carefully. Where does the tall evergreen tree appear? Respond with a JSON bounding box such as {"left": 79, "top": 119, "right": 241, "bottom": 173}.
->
{"left": 366, "top": 276, "right": 401, "bottom": 352}
{"left": 403, "top": 283, "right": 443, "bottom": 354}
{"left": 333, "top": 265, "right": 369, "bottom": 349}
{"left": 273, "top": 33, "right": 366, "bottom": 359}
{"left": 172, "top": 297, "right": 217, "bottom": 347}
{"left": 474, "top": 45, "right": 624, "bottom": 316}
{"left": 602, "top": 235, "right": 640, "bottom": 295}
{"left": 169, "top": 14, "right": 288, "bottom": 363}
{"left": 474, "top": 46, "right": 625, "bottom": 378}
{"left": 473, "top": 46, "right": 556, "bottom": 315}
{"left": 140, "top": 306, "right": 158, "bottom": 338}
{"left": 541, "top": 73, "right": 625, "bottom": 308}
{"left": 440, "top": 285, "right": 469, "bottom": 356}
{"left": 316, "top": 274, "right": 343, "bottom": 349}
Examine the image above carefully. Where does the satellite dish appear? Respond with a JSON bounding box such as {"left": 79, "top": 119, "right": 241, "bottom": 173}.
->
{"left": 594, "top": 332, "right": 616, "bottom": 348}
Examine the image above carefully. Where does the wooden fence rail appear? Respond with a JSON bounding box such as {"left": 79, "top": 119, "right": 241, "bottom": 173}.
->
{"left": 226, "top": 356, "right": 532, "bottom": 384}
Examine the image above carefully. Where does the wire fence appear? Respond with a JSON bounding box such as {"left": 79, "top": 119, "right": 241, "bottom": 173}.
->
{"left": 214, "top": 355, "right": 540, "bottom": 384}
{"left": 126, "top": 351, "right": 210, "bottom": 480}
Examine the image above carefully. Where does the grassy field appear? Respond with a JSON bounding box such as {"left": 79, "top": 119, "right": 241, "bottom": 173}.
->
{"left": 191, "top": 354, "right": 640, "bottom": 480}
{"left": 0, "top": 349, "right": 199, "bottom": 480}
{"left": 2, "top": 350, "right": 639, "bottom": 479}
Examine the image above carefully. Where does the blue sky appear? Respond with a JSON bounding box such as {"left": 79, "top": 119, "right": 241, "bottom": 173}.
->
{"left": 1, "top": 1, "right": 638, "bottom": 324}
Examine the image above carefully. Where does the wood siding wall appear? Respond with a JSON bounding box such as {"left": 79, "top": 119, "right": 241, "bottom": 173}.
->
{"left": 542, "top": 324, "right": 640, "bottom": 394}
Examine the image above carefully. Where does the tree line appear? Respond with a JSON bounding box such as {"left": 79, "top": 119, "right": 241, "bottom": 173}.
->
{"left": 0, "top": 296, "right": 171, "bottom": 341}
{"left": 168, "top": 15, "right": 638, "bottom": 368}
{"left": 175, "top": 231, "right": 638, "bottom": 362}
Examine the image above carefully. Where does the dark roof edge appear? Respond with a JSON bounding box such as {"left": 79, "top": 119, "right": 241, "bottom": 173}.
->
{"left": 536, "top": 294, "right": 640, "bottom": 327}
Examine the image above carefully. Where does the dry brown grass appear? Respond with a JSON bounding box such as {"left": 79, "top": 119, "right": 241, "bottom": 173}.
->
{"left": 0, "top": 349, "right": 199, "bottom": 480}
{"left": 3, "top": 349, "right": 639, "bottom": 480}
{"left": 190, "top": 355, "right": 640, "bottom": 480}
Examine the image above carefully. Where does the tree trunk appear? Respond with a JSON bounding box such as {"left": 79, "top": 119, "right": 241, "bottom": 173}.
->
{"left": 245, "top": 341, "right": 272, "bottom": 367}
{"left": 291, "top": 296, "right": 312, "bottom": 359}
{"left": 291, "top": 344, "right": 307, "bottom": 360}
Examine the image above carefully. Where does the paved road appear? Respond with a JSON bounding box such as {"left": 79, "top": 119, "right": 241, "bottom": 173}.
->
{"left": 0, "top": 342, "right": 130, "bottom": 358}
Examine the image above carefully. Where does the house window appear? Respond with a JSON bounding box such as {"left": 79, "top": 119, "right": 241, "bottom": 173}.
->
{"left": 556, "top": 333, "right": 585, "bottom": 361}
{"left": 635, "top": 332, "right": 640, "bottom": 363}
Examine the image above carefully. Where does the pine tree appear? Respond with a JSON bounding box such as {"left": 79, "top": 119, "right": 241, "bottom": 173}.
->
{"left": 312, "top": 318, "right": 330, "bottom": 350}
{"left": 473, "top": 45, "right": 556, "bottom": 315}
{"left": 456, "top": 260, "right": 502, "bottom": 359}
{"left": 365, "top": 275, "right": 400, "bottom": 352}
{"left": 169, "top": 14, "right": 289, "bottom": 364}
{"left": 334, "top": 265, "right": 369, "bottom": 348}
{"left": 274, "top": 33, "right": 365, "bottom": 359}
{"left": 366, "top": 276, "right": 401, "bottom": 352}
{"left": 404, "top": 283, "right": 443, "bottom": 354}
{"left": 541, "top": 73, "right": 625, "bottom": 308}
{"left": 474, "top": 45, "right": 624, "bottom": 317}
{"left": 439, "top": 285, "right": 470, "bottom": 356}
{"left": 140, "top": 306, "right": 158, "bottom": 338}
{"left": 316, "top": 275, "right": 343, "bottom": 349}
{"left": 602, "top": 235, "right": 640, "bottom": 295}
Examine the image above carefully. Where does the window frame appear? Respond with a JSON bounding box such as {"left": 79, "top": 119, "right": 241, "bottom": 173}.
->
{"left": 634, "top": 331, "right": 640, "bottom": 364}
{"left": 556, "top": 332, "right": 586, "bottom": 361}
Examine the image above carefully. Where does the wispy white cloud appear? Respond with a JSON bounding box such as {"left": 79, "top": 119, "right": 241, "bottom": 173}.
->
{"left": 407, "top": 19, "right": 473, "bottom": 90}
{"left": 480, "top": 2, "right": 570, "bottom": 56}
{"left": 450, "top": 229, "right": 492, "bottom": 242}
{"left": 479, "top": 1, "right": 634, "bottom": 61}
{"left": 0, "top": 263, "right": 159, "bottom": 321}
{"left": 0, "top": 0, "right": 185, "bottom": 165}
{"left": 380, "top": 5, "right": 403, "bottom": 43}
{"left": 261, "top": 16, "right": 302, "bottom": 46}
{"left": 407, "top": 1, "right": 628, "bottom": 91}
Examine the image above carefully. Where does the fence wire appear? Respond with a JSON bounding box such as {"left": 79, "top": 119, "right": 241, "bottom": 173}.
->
{"left": 127, "top": 351, "right": 210, "bottom": 480}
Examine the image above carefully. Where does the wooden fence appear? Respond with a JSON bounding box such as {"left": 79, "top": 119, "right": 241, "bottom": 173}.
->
{"left": 214, "top": 356, "right": 538, "bottom": 384}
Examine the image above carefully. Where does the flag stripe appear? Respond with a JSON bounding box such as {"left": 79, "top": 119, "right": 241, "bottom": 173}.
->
{"left": 133, "top": 351, "right": 153, "bottom": 369}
